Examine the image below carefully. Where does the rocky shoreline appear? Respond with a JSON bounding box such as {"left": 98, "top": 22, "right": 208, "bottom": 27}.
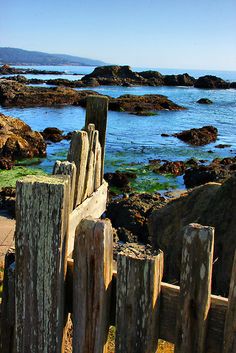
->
{"left": 1, "top": 64, "right": 236, "bottom": 89}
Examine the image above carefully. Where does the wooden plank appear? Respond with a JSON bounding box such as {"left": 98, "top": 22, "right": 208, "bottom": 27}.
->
{"left": 85, "top": 95, "right": 108, "bottom": 183}
{"left": 15, "top": 175, "right": 70, "bottom": 353}
{"left": 94, "top": 131, "right": 102, "bottom": 191}
{"left": 115, "top": 247, "right": 164, "bottom": 353}
{"left": 223, "top": 251, "right": 236, "bottom": 353}
{"left": 68, "top": 181, "right": 108, "bottom": 257}
{"left": 83, "top": 130, "right": 95, "bottom": 200}
{"left": 67, "top": 130, "right": 89, "bottom": 207}
{"left": 175, "top": 223, "right": 214, "bottom": 353}
{"left": 0, "top": 248, "right": 15, "bottom": 353}
{"left": 53, "top": 160, "right": 77, "bottom": 212}
{"left": 65, "top": 265, "right": 228, "bottom": 353}
{"left": 73, "top": 218, "right": 113, "bottom": 353}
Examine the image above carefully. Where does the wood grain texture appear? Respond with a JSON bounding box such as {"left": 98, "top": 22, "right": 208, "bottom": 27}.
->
{"left": 15, "top": 175, "right": 70, "bottom": 353}
{"left": 175, "top": 223, "right": 214, "bottom": 353}
{"left": 73, "top": 218, "right": 113, "bottom": 353}
{"left": 93, "top": 131, "right": 102, "bottom": 191}
{"left": 67, "top": 130, "right": 89, "bottom": 207}
{"left": 223, "top": 251, "right": 236, "bottom": 353}
{"left": 68, "top": 181, "right": 108, "bottom": 257}
{"left": 85, "top": 95, "right": 108, "bottom": 183}
{"left": 115, "top": 249, "right": 164, "bottom": 353}
{"left": 53, "top": 160, "right": 76, "bottom": 212}
{"left": 83, "top": 129, "right": 95, "bottom": 200}
{"left": 0, "top": 248, "right": 15, "bottom": 353}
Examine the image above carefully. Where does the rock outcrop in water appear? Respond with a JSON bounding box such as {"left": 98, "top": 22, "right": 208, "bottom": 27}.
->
{"left": 148, "top": 176, "right": 236, "bottom": 295}
{"left": 81, "top": 65, "right": 196, "bottom": 87}
{"left": 0, "top": 113, "right": 46, "bottom": 169}
{"left": 194, "top": 75, "right": 230, "bottom": 89}
{"left": 0, "top": 80, "right": 185, "bottom": 114}
{"left": 174, "top": 125, "right": 218, "bottom": 145}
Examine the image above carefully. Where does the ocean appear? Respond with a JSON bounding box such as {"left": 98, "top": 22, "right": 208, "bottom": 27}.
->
{"left": 0, "top": 65, "right": 236, "bottom": 192}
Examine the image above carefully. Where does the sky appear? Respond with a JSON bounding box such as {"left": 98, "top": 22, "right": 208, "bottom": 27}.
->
{"left": 0, "top": 0, "right": 236, "bottom": 70}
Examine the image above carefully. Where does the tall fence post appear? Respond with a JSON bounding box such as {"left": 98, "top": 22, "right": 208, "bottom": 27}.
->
{"left": 73, "top": 218, "right": 113, "bottom": 353}
{"left": 85, "top": 95, "right": 108, "bottom": 183}
{"left": 223, "top": 250, "right": 236, "bottom": 353}
{"left": 175, "top": 223, "right": 214, "bottom": 353}
{"left": 15, "top": 175, "right": 70, "bottom": 353}
{"left": 115, "top": 247, "right": 164, "bottom": 353}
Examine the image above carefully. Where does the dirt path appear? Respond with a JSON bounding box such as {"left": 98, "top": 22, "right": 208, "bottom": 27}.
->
{"left": 0, "top": 210, "right": 15, "bottom": 264}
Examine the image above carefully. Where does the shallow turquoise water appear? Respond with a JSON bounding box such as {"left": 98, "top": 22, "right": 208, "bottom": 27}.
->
{"left": 1, "top": 65, "right": 236, "bottom": 191}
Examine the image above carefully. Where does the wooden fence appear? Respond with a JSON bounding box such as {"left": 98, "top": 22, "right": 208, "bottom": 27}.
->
{"left": 0, "top": 95, "right": 236, "bottom": 353}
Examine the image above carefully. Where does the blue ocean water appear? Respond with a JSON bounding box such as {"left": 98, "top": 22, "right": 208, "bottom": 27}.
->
{"left": 0, "top": 65, "right": 236, "bottom": 191}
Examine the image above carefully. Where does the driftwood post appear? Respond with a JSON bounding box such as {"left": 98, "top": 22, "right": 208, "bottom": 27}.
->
{"left": 15, "top": 175, "right": 70, "bottom": 353}
{"left": 115, "top": 247, "right": 164, "bottom": 353}
{"left": 85, "top": 95, "right": 108, "bottom": 183}
{"left": 175, "top": 223, "right": 214, "bottom": 353}
{"left": 0, "top": 248, "right": 15, "bottom": 353}
{"left": 223, "top": 250, "right": 236, "bottom": 353}
{"left": 73, "top": 218, "right": 113, "bottom": 353}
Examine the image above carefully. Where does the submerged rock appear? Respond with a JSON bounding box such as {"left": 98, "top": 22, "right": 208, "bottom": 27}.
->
{"left": 174, "top": 125, "right": 218, "bottom": 146}
{"left": 104, "top": 171, "right": 137, "bottom": 189}
{"left": 0, "top": 113, "right": 46, "bottom": 168}
{"left": 148, "top": 176, "right": 236, "bottom": 295}
{"left": 197, "top": 98, "right": 213, "bottom": 104}
{"left": 153, "top": 161, "right": 186, "bottom": 176}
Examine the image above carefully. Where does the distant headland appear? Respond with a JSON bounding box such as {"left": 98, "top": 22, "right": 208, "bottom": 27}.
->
{"left": 0, "top": 47, "right": 107, "bottom": 66}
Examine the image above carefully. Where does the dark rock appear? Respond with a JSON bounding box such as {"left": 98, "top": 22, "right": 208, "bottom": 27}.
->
{"left": 0, "top": 156, "right": 14, "bottom": 170}
{"left": 197, "top": 98, "right": 213, "bottom": 104}
{"left": 148, "top": 176, "right": 236, "bottom": 295}
{"left": 116, "top": 227, "right": 138, "bottom": 243}
{"left": 41, "top": 127, "right": 64, "bottom": 142}
{"left": 161, "top": 133, "right": 170, "bottom": 137}
{"left": 104, "top": 171, "right": 137, "bottom": 189}
{"left": 154, "top": 161, "right": 186, "bottom": 176}
{"left": 194, "top": 75, "right": 230, "bottom": 89}
{"left": 184, "top": 157, "right": 236, "bottom": 188}
{"left": 174, "top": 125, "right": 218, "bottom": 146}
{"left": 230, "top": 82, "right": 236, "bottom": 89}
{"left": 109, "top": 94, "right": 185, "bottom": 114}
{"left": 107, "top": 193, "right": 167, "bottom": 244}
{"left": 164, "top": 73, "right": 195, "bottom": 86}
{"left": 215, "top": 144, "right": 231, "bottom": 149}
{"left": 0, "top": 113, "right": 46, "bottom": 166}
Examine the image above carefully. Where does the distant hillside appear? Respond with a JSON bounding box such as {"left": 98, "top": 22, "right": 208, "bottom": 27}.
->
{"left": 0, "top": 47, "right": 107, "bottom": 66}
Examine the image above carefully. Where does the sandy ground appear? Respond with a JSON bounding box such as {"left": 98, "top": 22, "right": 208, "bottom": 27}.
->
{"left": 0, "top": 210, "right": 15, "bottom": 265}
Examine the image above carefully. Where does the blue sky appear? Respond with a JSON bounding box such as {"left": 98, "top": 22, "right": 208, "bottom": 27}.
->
{"left": 0, "top": 0, "right": 235, "bottom": 70}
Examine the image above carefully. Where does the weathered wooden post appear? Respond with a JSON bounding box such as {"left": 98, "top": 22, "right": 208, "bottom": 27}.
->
{"left": 85, "top": 95, "right": 108, "bottom": 183}
{"left": 53, "top": 160, "right": 76, "bottom": 212}
{"left": 0, "top": 248, "right": 15, "bottom": 353}
{"left": 223, "top": 250, "right": 236, "bottom": 353}
{"left": 115, "top": 246, "right": 164, "bottom": 353}
{"left": 67, "top": 130, "right": 89, "bottom": 207}
{"left": 15, "top": 175, "right": 70, "bottom": 353}
{"left": 73, "top": 218, "right": 113, "bottom": 353}
{"left": 175, "top": 223, "right": 214, "bottom": 353}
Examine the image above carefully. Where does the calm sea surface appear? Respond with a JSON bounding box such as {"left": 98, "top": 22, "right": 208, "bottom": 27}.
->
{"left": 1, "top": 65, "right": 236, "bottom": 191}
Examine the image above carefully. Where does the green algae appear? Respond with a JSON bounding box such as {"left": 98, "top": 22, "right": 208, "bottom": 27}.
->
{"left": 0, "top": 167, "right": 47, "bottom": 188}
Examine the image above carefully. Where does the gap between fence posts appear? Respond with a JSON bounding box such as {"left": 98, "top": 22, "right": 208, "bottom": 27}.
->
{"left": 175, "top": 223, "right": 214, "bottom": 353}
{"left": 73, "top": 218, "right": 113, "bottom": 353}
{"left": 15, "top": 175, "right": 70, "bottom": 353}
